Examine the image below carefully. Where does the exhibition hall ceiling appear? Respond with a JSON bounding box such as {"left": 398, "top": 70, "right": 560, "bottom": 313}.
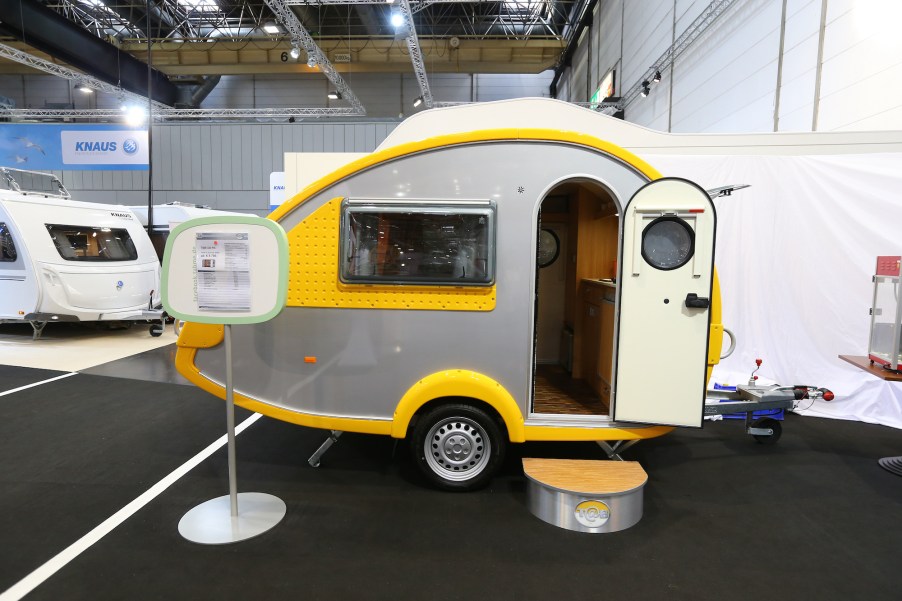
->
{"left": 0, "top": 0, "right": 581, "bottom": 76}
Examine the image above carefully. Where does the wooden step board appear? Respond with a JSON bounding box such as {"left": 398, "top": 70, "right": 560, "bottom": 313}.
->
{"left": 522, "top": 458, "right": 648, "bottom": 533}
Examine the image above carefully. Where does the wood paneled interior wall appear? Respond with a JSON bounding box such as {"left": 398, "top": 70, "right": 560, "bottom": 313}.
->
{"left": 559, "top": 0, "right": 902, "bottom": 132}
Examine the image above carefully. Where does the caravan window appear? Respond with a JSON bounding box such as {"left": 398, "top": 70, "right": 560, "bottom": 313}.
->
{"left": 0, "top": 223, "right": 16, "bottom": 261}
{"left": 45, "top": 224, "right": 138, "bottom": 262}
{"left": 341, "top": 202, "right": 495, "bottom": 285}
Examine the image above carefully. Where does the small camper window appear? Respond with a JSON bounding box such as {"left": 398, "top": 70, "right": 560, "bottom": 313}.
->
{"left": 341, "top": 202, "right": 494, "bottom": 285}
{"left": 45, "top": 224, "right": 139, "bottom": 262}
{"left": 0, "top": 223, "right": 17, "bottom": 261}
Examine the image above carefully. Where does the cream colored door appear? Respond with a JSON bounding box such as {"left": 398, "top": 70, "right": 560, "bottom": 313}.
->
{"left": 613, "top": 178, "right": 715, "bottom": 427}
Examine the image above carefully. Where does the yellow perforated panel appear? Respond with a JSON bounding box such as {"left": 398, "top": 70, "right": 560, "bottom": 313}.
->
{"left": 286, "top": 198, "right": 496, "bottom": 311}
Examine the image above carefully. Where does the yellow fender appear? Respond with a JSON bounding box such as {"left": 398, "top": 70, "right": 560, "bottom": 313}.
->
{"left": 391, "top": 370, "right": 526, "bottom": 442}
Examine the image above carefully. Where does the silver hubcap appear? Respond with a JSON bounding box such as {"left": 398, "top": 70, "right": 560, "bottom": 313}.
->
{"left": 424, "top": 416, "right": 491, "bottom": 482}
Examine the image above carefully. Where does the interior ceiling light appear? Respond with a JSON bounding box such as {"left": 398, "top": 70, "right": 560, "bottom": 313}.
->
{"left": 306, "top": 54, "right": 317, "bottom": 68}
{"left": 413, "top": 96, "right": 423, "bottom": 108}
{"left": 390, "top": 12, "right": 405, "bottom": 28}
{"left": 263, "top": 21, "right": 280, "bottom": 34}
{"left": 652, "top": 70, "right": 662, "bottom": 83}
{"left": 289, "top": 46, "right": 300, "bottom": 60}
{"left": 74, "top": 83, "right": 93, "bottom": 94}
{"left": 386, "top": 0, "right": 395, "bottom": 3}
{"left": 327, "top": 91, "right": 341, "bottom": 100}
{"left": 640, "top": 81, "right": 650, "bottom": 97}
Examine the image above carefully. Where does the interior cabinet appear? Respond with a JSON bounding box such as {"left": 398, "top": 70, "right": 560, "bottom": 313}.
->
{"left": 580, "top": 281, "right": 615, "bottom": 405}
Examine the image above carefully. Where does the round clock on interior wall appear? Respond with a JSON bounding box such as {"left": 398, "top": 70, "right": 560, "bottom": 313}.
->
{"left": 537, "top": 228, "right": 560, "bottom": 268}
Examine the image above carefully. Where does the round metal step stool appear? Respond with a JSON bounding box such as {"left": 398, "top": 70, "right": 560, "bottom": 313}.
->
{"left": 522, "top": 458, "right": 647, "bottom": 533}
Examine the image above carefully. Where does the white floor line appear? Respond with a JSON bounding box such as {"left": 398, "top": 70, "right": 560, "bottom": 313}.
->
{"left": 0, "top": 412, "right": 264, "bottom": 601}
{"left": 0, "top": 372, "right": 78, "bottom": 397}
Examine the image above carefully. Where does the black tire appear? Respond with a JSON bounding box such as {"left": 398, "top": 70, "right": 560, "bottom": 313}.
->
{"left": 149, "top": 323, "right": 164, "bottom": 337}
{"left": 751, "top": 417, "right": 782, "bottom": 445}
{"left": 411, "top": 403, "right": 506, "bottom": 491}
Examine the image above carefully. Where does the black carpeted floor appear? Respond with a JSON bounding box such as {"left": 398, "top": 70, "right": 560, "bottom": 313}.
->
{"left": 0, "top": 365, "right": 69, "bottom": 393}
{"left": 0, "top": 366, "right": 900, "bottom": 600}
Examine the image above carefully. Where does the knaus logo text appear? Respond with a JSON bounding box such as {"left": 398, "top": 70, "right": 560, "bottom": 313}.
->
{"left": 74, "top": 141, "right": 119, "bottom": 152}
{"left": 61, "top": 131, "right": 147, "bottom": 165}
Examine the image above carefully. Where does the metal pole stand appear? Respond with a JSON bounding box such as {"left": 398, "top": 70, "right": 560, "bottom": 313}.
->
{"left": 178, "top": 325, "right": 286, "bottom": 544}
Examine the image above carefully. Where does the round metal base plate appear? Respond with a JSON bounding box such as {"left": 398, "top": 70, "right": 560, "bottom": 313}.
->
{"left": 178, "top": 492, "right": 286, "bottom": 545}
{"left": 878, "top": 456, "right": 902, "bottom": 477}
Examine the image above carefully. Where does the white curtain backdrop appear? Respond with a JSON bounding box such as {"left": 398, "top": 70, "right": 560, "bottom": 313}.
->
{"left": 646, "top": 153, "right": 902, "bottom": 429}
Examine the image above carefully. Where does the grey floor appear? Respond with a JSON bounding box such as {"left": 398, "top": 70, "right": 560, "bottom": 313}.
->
{"left": 80, "top": 343, "right": 190, "bottom": 385}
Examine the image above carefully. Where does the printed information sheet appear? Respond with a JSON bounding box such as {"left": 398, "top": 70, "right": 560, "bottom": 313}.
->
{"left": 195, "top": 232, "right": 251, "bottom": 311}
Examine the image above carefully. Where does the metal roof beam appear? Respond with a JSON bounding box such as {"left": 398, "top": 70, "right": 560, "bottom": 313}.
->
{"left": 263, "top": 0, "right": 366, "bottom": 114}
{"left": 0, "top": 107, "right": 363, "bottom": 120}
{"left": 0, "top": 0, "right": 178, "bottom": 105}
{"left": 0, "top": 43, "right": 168, "bottom": 111}
{"left": 398, "top": 0, "right": 433, "bottom": 108}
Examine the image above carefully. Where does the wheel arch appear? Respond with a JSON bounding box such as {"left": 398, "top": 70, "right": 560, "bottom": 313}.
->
{"left": 391, "top": 370, "right": 525, "bottom": 442}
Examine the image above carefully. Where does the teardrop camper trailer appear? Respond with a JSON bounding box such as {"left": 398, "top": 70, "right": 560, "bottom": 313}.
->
{"left": 174, "top": 99, "right": 735, "bottom": 490}
{"left": 0, "top": 168, "right": 163, "bottom": 339}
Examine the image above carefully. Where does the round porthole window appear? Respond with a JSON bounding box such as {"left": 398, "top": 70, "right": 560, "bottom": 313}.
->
{"left": 641, "top": 216, "right": 695, "bottom": 270}
{"left": 537, "top": 228, "right": 560, "bottom": 268}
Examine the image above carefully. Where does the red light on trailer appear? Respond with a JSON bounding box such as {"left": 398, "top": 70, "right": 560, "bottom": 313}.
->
{"left": 689, "top": 209, "right": 705, "bottom": 213}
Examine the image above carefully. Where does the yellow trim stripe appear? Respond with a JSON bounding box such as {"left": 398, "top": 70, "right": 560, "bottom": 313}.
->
{"left": 523, "top": 424, "right": 674, "bottom": 442}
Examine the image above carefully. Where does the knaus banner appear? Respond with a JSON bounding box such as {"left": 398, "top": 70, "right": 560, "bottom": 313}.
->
{"left": 0, "top": 124, "right": 148, "bottom": 170}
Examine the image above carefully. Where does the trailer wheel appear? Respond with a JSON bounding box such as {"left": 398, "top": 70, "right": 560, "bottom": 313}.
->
{"left": 412, "top": 403, "right": 505, "bottom": 491}
{"left": 149, "top": 323, "right": 164, "bottom": 337}
{"left": 751, "top": 417, "right": 782, "bottom": 445}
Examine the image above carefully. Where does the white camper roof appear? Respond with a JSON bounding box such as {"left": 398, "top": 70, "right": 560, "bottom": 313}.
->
{"left": 129, "top": 203, "right": 243, "bottom": 229}
{"left": 378, "top": 98, "right": 902, "bottom": 156}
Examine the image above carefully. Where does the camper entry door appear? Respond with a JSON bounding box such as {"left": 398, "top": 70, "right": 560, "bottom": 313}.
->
{"left": 613, "top": 178, "right": 716, "bottom": 428}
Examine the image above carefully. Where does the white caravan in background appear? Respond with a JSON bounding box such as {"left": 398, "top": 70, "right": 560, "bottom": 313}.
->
{"left": 0, "top": 168, "right": 163, "bottom": 339}
{"left": 129, "top": 202, "right": 244, "bottom": 261}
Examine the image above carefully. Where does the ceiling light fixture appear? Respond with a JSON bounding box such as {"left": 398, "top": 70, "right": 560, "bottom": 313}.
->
{"left": 263, "top": 21, "right": 280, "bottom": 34}
{"left": 289, "top": 46, "right": 300, "bottom": 60}
{"left": 74, "top": 83, "right": 93, "bottom": 94}
{"left": 124, "top": 105, "right": 148, "bottom": 126}
{"left": 327, "top": 91, "right": 341, "bottom": 100}
{"left": 307, "top": 54, "right": 317, "bottom": 68}
{"left": 390, "top": 12, "right": 404, "bottom": 28}
{"left": 652, "top": 70, "right": 662, "bottom": 83}
{"left": 413, "top": 96, "right": 423, "bottom": 108}
{"left": 640, "top": 81, "right": 650, "bottom": 97}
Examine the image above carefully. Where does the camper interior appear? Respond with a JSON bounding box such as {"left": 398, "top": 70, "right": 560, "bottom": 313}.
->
{"left": 533, "top": 179, "right": 620, "bottom": 417}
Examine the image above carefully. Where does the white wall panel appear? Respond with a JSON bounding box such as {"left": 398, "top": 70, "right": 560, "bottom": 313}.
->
{"left": 675, "top": 0, "right": 709, "bottom": 32}
{"left": 570, "top": 28, "right": 591, "bottom": 102}
{"left": 594, "top": 0, "right": 623, "bottom": 95}
{"left": 621, "top": 0, "right": 673, "bottom": 96}
{"left": 816, "top": 1, "right": 902, "bottom": 130}
{"left": 671, "top": 0, "right": 781, "bottom": 132}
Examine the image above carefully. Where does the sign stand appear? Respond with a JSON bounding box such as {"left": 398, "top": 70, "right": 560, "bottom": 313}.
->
{"left": 177, "top": 325, "right": 286, "bottom": 544}
{"left": 162, "top": 215, "right": 290, "bottom": 545}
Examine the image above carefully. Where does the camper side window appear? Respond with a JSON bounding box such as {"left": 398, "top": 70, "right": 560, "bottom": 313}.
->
{"left": 45, "top": 224, "right": 139, "bottom": 262}
{"left": 341, "top": 203, "right": 494, "bottom": 285}
{"left": 0, "top": 223, "right": 17, "bottom": 262}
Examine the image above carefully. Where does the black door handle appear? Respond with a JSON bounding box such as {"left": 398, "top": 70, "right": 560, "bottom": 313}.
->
{"left": 685, "top": 293, "right": 710, "bottom": 309}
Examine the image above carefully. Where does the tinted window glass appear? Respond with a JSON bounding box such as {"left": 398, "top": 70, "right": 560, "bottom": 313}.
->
{"left": 46, "top": 224, "right": 139, "bottom": 262}
{"left": 343, "top": 205, "right": 494, "bottom": 285}
{"left": 0, "top": 222, "right": 16, "bottom": 261}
